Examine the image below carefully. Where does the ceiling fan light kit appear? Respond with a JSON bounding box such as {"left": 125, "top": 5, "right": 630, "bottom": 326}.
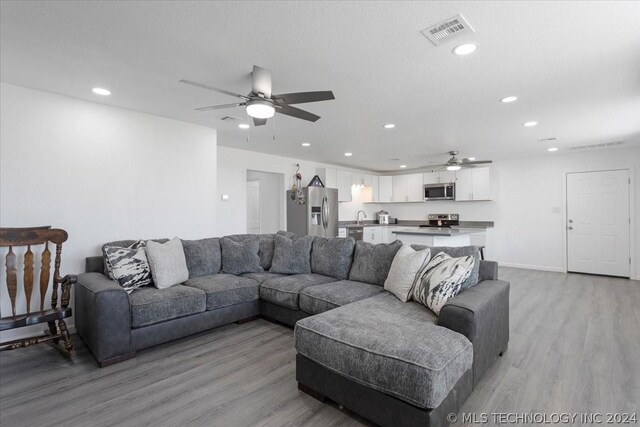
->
{"left": 246, "top": 99, "right": 275, "bottom": 119}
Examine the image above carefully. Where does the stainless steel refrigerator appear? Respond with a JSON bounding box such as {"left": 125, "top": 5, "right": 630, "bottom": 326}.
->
{"left": 286, "top": 187, "right": 338, "bottom": 237}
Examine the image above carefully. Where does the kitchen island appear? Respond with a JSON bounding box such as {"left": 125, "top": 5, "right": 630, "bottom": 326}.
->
{"left": 392, "top": 227, "right": 480, "bottom": 247}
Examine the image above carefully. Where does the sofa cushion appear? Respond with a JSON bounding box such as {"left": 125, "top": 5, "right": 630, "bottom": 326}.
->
{"left": 260, "top": 274, "right": 338, "bottom": 310}
{"left": 241, "top": 271, "right": 286, "bottom": 284}
{"left": 183, "top": 274, "right": 259, "bottom": 311}
{"left": 311, "top": 237, "right": 355, "bottom": 280}
{"left": 146, "top": 238, "right": 189, "bottom": 289}
{"left": 430, "top": 246, "right": 481, "bottom": 290}
{"left": 220, "top": 236, "right": 263, "bottom": 275}
{"left": 349, "top": 240, "right": 402, "bottom": 286}
{"left": 181, "top": 238, "right": 221, "bottom": 278}
{"left": 128, "top": 285, "right": 206, "bottom": 328}
{"left": 226, "top": 234, "right": 276, "bottom": 271}
{"left": 269, "top": 234, "right": 314, "bottom": 275}
{"left": 294, "top": 292, "right": 473, "bottom": 409}
{"left": 299, "top": 280, "right": 385, "bottom": 315}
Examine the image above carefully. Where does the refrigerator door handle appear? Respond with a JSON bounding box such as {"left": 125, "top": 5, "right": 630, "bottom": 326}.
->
{"left": 322, "top": 195, "right": 328, "bottom": 229}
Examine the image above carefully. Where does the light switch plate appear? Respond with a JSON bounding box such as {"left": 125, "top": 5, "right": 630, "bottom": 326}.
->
{"left": 221, "top": 194, "right": 230, "bottom": 201}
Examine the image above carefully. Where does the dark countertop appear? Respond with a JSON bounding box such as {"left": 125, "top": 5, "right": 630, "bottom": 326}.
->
{"left": 392, "top": 227, "right": 480, "bottom": 236}
{"left": 338, "top": 220, "right": 493, "bottom": 229}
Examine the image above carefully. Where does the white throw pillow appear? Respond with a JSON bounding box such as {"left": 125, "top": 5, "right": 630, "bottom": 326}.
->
{"left": 146, "top": 237, "right": 189, "bottom": 289}
{"left": 412, "top": 251, "right": 475, "bottom": 315}
{"left": 384, "top": 244, "right": 431, "bottom": 302}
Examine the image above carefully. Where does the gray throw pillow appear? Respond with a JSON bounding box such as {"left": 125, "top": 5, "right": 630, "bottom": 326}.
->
{"left": 311, "top": 237, "right": 355, "bottom": 280}
{"left": 146, "top": 237, "right": 190, "bottom": 289}
{"left": 429, "top": 246, "right": 481, "bottom": 290}
{"left": 349, "top": 240, "right": 402, "bottom": 286}
{"left": 220, "top": 236, "right": 263, "bottom": 275}
{"left": 269, "top": 234, "right": 314, "bottom": 274}
{"left": 181, "top": 238, "right": 221, "bottom": 278}
{"left": 226, "top": 234, "right": 276, "bottom": 270}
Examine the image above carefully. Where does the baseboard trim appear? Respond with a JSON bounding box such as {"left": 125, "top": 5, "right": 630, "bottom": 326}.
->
{"left": 498, "top": 262, "right": 565, "bottom": 273}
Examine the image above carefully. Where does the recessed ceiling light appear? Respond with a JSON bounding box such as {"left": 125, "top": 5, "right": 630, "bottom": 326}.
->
{"left": 92, "top": 87, "right": 111, "bottom": 96}
{"left": 500, "top": 96, "right": 518, "bottom": 103}
{"left": 467, "top": 157, "right": 476, "bottom": 161}
{"left": 453, "top": 43, "right": 477, "bottom": 56}
{"left": 523, "top": 121, "right": 538, "bottom": 127}
{"left": 301, "top": 142, "right": 311, "bottom": 147}
{"left": 548, "top": 147, "right": 558, "bottom": 152}
{"left": 400, "top": 165, "right": 407, "bottom": 169}
{"left": 238, "top": 123, "right": 250, "bottom": 129}
{"left": 344, "top": 152, "right": 353, "bottom": 157}
{"left": 383, "top": 123, "right": 395, "bottom": 129}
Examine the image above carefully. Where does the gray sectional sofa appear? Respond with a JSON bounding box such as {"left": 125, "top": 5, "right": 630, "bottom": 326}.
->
{"left": 75, "top": 232, "right": 509, "bottom": 427}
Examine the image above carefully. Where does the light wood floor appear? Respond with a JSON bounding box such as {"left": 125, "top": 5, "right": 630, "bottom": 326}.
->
{"left": 1, "top": 267, "right": 639, "bottom": 427}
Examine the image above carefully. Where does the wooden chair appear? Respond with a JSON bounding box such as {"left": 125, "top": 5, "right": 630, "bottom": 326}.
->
{"left": 0, "top": 226, "right": 76, "bottom": 356}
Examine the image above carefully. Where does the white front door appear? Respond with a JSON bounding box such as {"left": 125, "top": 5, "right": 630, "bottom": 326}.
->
{"left": 567, "top": 170, "right": 630, "bottom": 277}
{"left": 246, "top": 180, "right": 261, "bottom": 234}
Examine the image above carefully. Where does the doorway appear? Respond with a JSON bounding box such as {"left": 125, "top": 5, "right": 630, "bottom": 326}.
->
{"left": 566, "top": 169, "right": 630, "bottom": 277}
{"left": 246, "top": 170, "right": 285, "bottom": 234}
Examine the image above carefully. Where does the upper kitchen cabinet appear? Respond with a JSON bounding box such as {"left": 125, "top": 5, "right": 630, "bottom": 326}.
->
{"left": 316, "top": 168, "right": 337, "bottom": 189}
{"left": 455, "top": 167, "right": 491, "bottom": 201}
{"left": 423, "top": 170, "right": 456, "bottom": 184}
{"left": 392, "top": 173, "right": 423, "bottom": 202}
{"left": 336, "top": 170, "right": 353, "bottom": 202}
{"left": 378, "top": 176, "right": 393, "bottom": 203}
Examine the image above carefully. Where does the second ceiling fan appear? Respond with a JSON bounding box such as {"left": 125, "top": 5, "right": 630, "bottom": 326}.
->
{"left": 180, "top": 65, "right": 335, "bottom": 126}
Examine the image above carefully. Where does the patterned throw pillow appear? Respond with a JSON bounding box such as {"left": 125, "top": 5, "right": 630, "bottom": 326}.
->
{"left": 412, "top": 251, "right": 475, "bottom": 315}
{"left": 103, "top": 240, "right": 153, "bottom": 293}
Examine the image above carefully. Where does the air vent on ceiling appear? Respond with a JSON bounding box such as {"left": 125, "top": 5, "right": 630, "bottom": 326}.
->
{"left": 220, "top": 116, "right": 242, "bottom": 121}
{"left": 538, "top": 137, "right": 557, "bottom": 142}
{"left": 568, "top": 141, "right": 625, "bottom": 151}
{"left": 421, "top": 14, "right": 475, "bottom": 46}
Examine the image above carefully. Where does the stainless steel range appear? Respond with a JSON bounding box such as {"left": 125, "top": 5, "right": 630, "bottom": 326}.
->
{"left": 420, "top": 213, "right": 459, "bottom": 228}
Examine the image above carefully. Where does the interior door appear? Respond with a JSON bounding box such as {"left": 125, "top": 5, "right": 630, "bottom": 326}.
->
{"left": 246, "top": 180, "right": 261, "bottom": 234}
{"left": 567, "top": 170, "right": 630, "bottom": 277}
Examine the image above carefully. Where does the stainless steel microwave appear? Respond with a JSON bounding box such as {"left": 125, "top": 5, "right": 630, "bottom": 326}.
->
{"left": 424, "top": 183, "right": 455, "bottom": 200}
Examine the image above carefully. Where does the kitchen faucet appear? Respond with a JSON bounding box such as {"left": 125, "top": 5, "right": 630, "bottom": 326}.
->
{"left": 356, "top": 210, "right": 367, "bottom": 225}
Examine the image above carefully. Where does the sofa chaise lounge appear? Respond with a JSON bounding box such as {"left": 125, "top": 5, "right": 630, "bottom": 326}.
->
{"left": 75, "top": 232, "right": 509, "bottom": 427}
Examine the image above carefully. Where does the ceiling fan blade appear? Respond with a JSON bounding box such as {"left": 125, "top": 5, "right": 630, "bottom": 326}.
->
{"left": 463, "top": 160, "right": 493, "bottom": 165}
{"left": 251, "top": 66, "right": 272, "bottom": 98}
{"left": 272, "top": 91, "right": 335, "bottom": 105}
{"left": 276, "top": 105, "right": 320, "bottom": 122}
{"left": 194, "top": 103, "right": 244, "bottom": 111}
{"left": 461, "top": 164, "right": 477, "bottom": 168}
{"left": 179, "top": 79, "right": 249, "bottom": 100}
{"left": 253, "top": 117, "right": 267, "bottom": 126}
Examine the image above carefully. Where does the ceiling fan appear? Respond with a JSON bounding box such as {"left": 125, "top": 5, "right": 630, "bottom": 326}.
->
{"left": 180, "top": 65, "right": 335, "bottom": 127}
{"left": 430, "top": 151, "right": 492, "bottom": 171}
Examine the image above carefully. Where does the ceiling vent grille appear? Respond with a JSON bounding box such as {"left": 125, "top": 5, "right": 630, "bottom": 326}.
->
{"left": 421, "top": 14, "right": 475, "bottom": 46}
{"left": 568, "top": 141, "right": 625, "bottom": 150}
{"left": 220, "top": 116, "right": 242, "bottom": 121}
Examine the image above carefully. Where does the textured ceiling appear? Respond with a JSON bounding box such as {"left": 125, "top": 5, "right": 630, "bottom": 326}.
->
{"left": 2, "top": 1, "right": 639, "bottom": 171}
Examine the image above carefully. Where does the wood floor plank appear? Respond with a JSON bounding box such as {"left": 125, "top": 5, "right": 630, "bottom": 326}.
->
{"left": 1, "top": 267, "right": 639, "bottom": 427}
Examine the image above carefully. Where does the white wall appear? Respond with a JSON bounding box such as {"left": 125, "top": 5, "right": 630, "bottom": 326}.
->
{"left": 0, "top": 83, "right": 218, "bottom": 339}
{"left": 377, "top": 147, "right": 640, "bottom": 278}
{"left": 217, "top": 146, "right": 379, "bottom": 235}
{"left": 246, "top": 170, "right": 284, "bottom": 233}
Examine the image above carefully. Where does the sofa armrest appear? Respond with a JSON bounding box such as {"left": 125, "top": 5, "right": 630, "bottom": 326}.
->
{"left": 74, "top": 273, "right": 132, "bottom": 365}
{"left": 478, "top": 260, "right": 498, "bottom": 281}
{"left": 438, "top": 279, "right": 509, "bottom": 386}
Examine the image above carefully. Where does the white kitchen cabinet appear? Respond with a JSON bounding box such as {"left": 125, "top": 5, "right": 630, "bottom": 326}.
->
{"left": 369, "top": 175, "right": 379, "bottom": 202}
{"left": 382, "top": 226, "right": 398, "bottom": 243}
{"left": 316, "top": 168, "right": 338, "bottom": 189}
{"left": 392, "top": 174, "right": 423, "bottom": 202}
{"left": 423, "top": 171, "right": 456, "bottom": 184}
{"left": 455, "top": 167, "right": 491, "bottom": 201}
{"left": 336, "top": 170, "right": 353, "bottom": 202}
{"left": 378, "top": 176, "right": 393, "bottom": 203}
{"left": 363, "top": 226, "right": 383, "bottom": 243}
